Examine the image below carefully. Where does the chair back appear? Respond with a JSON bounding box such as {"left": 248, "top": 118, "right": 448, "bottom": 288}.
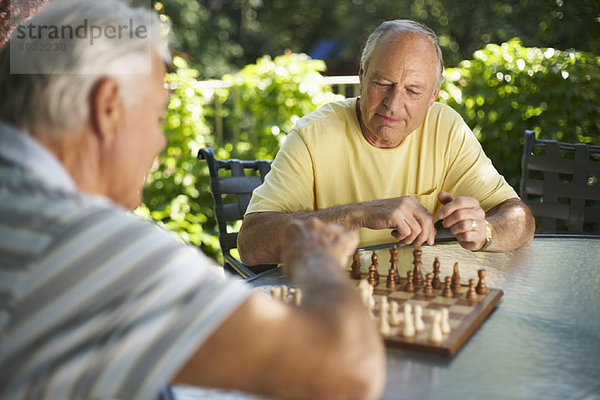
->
{"left": 198, "top": 147, "right": 276, "bottom": 278}
{"left": 521, "top": 130, "right": 600, "bottom": 234}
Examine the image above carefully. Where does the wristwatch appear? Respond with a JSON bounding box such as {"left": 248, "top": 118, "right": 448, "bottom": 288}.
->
{"left": 477, "top": 220, "right": 493, "bottom": 251}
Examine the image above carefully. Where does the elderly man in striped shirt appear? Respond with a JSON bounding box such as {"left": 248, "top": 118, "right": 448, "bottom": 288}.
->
{"left": 0, "top": 1, "right": 384, "bottom": 399}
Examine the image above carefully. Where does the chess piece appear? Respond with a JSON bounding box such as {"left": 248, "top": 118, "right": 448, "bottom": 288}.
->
{"left": 280, "top": 285, "right": 289, "bottom": 302}
{"left": 350, "top": 251, "right": 362, "bottom": 280}
{"left": 441, "top": 308, "right": 451, "bottom": 334}
{"left": 404, "top": 270, "right": 416, "bottom": 292}
{"left": 270, "top": 286, "right": 282, "bottom": 300}
{"left": 390, "top": 245, "right": 400, "bottom": 284}
{"left": 358, "top": 279, "right": 372, "bottom": 308}
{"left": 476, "top": 269, "right": 488, "bottom": 294}
{"left": 451, "top": 262, "right": 461, "bottom": 292}
{"left": 386, "top": 267, "right": 398, "bottom": 290}
{"left": 414, "top": 305, "right": 425, "bottom": 331}
{"left": 368, "top": 263, "right": 379, "bottom": 286}
{"left": 378, "top": 297, "right": 392, "bottom": 335}
{"left": 402, "top": 304, "right": 415, "bottom": 337}
{"left": 442, "top": 276, "right": 454, "bottom": 298}
{"left": 429, "top": 312, "right": 443, "bottom": 343}
{"left": 432, "top": 257, "right": 442, "bottom": 289}
{"left": 423, "top": 273, "right": 434, "bottom": 295}
{"left": 292, "top": 288, "right": 302, "bottom": 306}
{"left": 390, "top": 301, "right": 402, "bottom": 326}
{"left": 412, "top": 245, "right": 424, "bottom": 286}
{"left": 466, "top": 278, "right": 477, "bottom": 300}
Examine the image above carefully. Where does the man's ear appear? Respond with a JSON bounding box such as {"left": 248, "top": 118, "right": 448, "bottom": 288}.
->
{"left": 89, "top": 78, "right": 123, "bottom": 147}
{"left": 429, "top": 84, "right": 441, "bottom": 106}
{"left": 358, "top": 63, "right": 364, "bottom": 86}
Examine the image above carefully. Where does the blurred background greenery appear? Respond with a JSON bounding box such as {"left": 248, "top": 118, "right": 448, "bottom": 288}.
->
{"left": 139, "top": 0, "right": 600, "bottom": 261}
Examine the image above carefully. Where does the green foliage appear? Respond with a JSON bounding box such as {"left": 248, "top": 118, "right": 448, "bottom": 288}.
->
{"left": 156, "top": 0, "right": 600, "bottom": 78}
{"left": 221, "top": 53, "right": 343, "bottom": 159}
{"left": 440, "top": 38, "right": 600, "bottom": 189}
{"left": 141, "top": 53, "right": 339, "bottom": 259}
{"left": 141, "top": 56, "right": 220, "bottom": 258}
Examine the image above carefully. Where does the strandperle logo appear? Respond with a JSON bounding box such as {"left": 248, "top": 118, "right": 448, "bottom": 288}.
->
{"left": 15, "top": 18, "right": 148, "bottom": 46}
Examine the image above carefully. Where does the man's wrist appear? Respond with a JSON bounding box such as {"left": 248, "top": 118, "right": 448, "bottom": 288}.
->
{"left": 475, "top": 220, "right": 493, "bottom": 251}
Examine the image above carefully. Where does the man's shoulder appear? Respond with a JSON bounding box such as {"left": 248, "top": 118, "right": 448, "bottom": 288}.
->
{"left": 427, "top": 102, "right": 463, "bottom": 121}
{"left": 293, "top": 97, "right": 357, "bottom": 134}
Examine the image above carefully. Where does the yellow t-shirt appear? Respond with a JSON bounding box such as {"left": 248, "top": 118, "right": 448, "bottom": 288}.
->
{"left": 246, "top": 98, "right": 518, "bottom": 247}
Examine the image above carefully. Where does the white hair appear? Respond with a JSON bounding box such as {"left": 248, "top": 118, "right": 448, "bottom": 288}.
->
{"left": 0, "top": 0, "right": 171, "bottom": 138}
{"left": 360, "top": 19, "right": 444, "bottom": 88}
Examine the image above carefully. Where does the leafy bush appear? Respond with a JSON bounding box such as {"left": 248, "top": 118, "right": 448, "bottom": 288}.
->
{"left": 220, "top": 52, "right": 343, "bottom": 159}
{"left": 141, "top": 54, "right": 341, "bottom": 260}
{"left": 440, "top": 38, "right": 600, "bottom": 189}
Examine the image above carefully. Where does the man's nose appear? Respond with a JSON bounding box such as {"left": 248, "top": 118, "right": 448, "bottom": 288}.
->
{"left": 383, "top": 86, "right": 404, "bottom": 110}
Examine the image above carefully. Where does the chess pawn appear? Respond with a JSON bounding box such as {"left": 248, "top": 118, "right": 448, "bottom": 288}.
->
{"left": 476, "top": 269, "right": 488, "bottom": 294}
{"left": 358, "top": 279, "right": 372, "bottom": 308}
{"left": 292, "top": 288, "right": 302, "bottom": 306}
{"left": 390, "top": 245, "right": 400, "bottom": 284}
{"left": 466, "top": 278, "right": 478, "bottom": 301}
{"left": 402, "top": 304, "right": 415, "bottom": 337}
{"left": 442, "top": 276, "right": 454, "bottom": 298}
{"left": 432, "top": 257, "right": 442, "bottom": 289}
{"left": 368, "top": 263, "right": 379, "bottom": 286}
{"left": 350, "top": 252, "right": 362, "bottom": 280}
{"left": 280, "top": 285, "right": 289, "bottom": 302}
{"left": 414, "top": 305, "right": 425, "bottom": 331}
{"left": 270, "top": 286, "right": 282, "bottom": 300}
{"left": 390, "top": 301, "right": 402, "bottom": 326}
{"left": 378, "top": 297, "right": 392, "bottom": 335}
{"left": 423, "top": 273, "right": 434, "bottom": 295}
{"left": 386, "top": 267, "right": 398, "bottom": 290}
{"left": 412, "top": 245, "right": 424, "bottom": 286}
{"left": 441, "top": 308, "right": 451, "bottom": 334}
{"left": 451, "top": 262, "right": 461, "bottom": 293}
{"left": 429, "top": 312, "right": 443, "bottom": 343}
{"left": 404, "top": 270, "right": 416, "bottom": 292}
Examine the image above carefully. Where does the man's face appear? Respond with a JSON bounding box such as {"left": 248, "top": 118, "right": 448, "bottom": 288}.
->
{"left": 358, "top": 32, "right": 440, "bottom": 148}
{"left": 109, "top": 53, "right": 168, "bottom": 209}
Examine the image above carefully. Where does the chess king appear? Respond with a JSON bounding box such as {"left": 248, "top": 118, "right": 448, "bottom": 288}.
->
{"left": 238, "top": 19, "right": 535, "bottom": 265}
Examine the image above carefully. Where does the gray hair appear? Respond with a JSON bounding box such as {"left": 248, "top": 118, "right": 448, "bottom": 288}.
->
{"left": 360, "top": 19, "right": 444, "bottom": 88}
{"left": 0, "top": 0, "right": 170, "bottom": 138}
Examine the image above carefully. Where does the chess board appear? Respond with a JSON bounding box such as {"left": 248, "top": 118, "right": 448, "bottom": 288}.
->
{"left": 348, "top": 244, "right": 503, "bottom": 356}
{"left": 354, "top": 273, "right": 503, "bottom": 356}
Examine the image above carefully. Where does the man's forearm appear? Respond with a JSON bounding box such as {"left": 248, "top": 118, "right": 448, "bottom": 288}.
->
{"left": 238, "top": 205, "right": 365, "bottom": 265}
{"left": 485, "top": 199, "right": 535, "bottom": 252}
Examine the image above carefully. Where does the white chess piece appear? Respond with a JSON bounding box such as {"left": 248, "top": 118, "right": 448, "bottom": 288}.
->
{"left": 441, "top": 308, "right": 451, "bottom": 334}
{"left": 414, "top": 305, "right": 425, "bottom": 331}
{"left": 358, "top": 280, "right": 371, "bottom": 307}
{"left": 402, "top": 304, "right": 415, "bottom": 337}
{"left": 280, "top": 285, "right": 289, "bottom": 302}
{"left": 390, "top": 301, "right": 402, "bottom": 326}
{"left": 429, "top": 312, "right": 443, "bottom": 343}
{"left": 378, "top": 297, "right": 392, "bottom": 335}
{"left": 270, "top": 287, "right": 282, "bottom": 300}
{"left": 292, "top": 288, "right": 302, "bottom": 306}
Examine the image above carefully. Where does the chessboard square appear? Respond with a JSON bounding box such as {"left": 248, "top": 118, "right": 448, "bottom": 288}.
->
{"left": 407, "top": 300, "right": 430, "bottom": 309}
{"left": 448, "top": 304, "right": 472, "bottom": 315}
{"left": 431, "top": 297, "right": 458, "bottom": 305}
{"left": 412, "top": 294, "right": 433, "bottom": 301}
{"left": 389, "top": 291, "right": 415, "bottom": 300}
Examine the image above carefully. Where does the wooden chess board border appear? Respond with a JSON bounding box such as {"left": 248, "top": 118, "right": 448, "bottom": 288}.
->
{"left": 381, "top": 285, "right": 503, "bottom": 356}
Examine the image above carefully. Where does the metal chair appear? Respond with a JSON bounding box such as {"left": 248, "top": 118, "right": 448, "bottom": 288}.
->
{"left": 198, "top": 147, "right": 277, "bottom": 278}
{"left": 521, "top": 130, "right": 600, "bottom": 235}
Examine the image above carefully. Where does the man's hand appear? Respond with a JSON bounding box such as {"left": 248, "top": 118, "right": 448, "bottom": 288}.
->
{"left": 282, "top": 218, "right": 359, "bottom": 282}
{"left": 360, "top": 196, "right": 437, "bottom": 246}
{"left": 436, "top": 191, "right": 487, "bottom": 251}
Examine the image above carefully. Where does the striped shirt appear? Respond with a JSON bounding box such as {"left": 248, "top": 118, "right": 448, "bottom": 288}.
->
{"left": 0, "top": 121, "right": 251, "bottom": 399}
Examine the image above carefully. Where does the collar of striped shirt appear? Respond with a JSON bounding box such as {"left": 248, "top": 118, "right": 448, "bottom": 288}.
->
{"left": 0, "top": 119, "right": 77, "bottom": 193}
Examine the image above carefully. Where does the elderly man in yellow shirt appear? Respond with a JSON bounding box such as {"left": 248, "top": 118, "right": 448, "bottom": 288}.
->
{"left": 238, "top": 19, "right": 535, "bottom": 266}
